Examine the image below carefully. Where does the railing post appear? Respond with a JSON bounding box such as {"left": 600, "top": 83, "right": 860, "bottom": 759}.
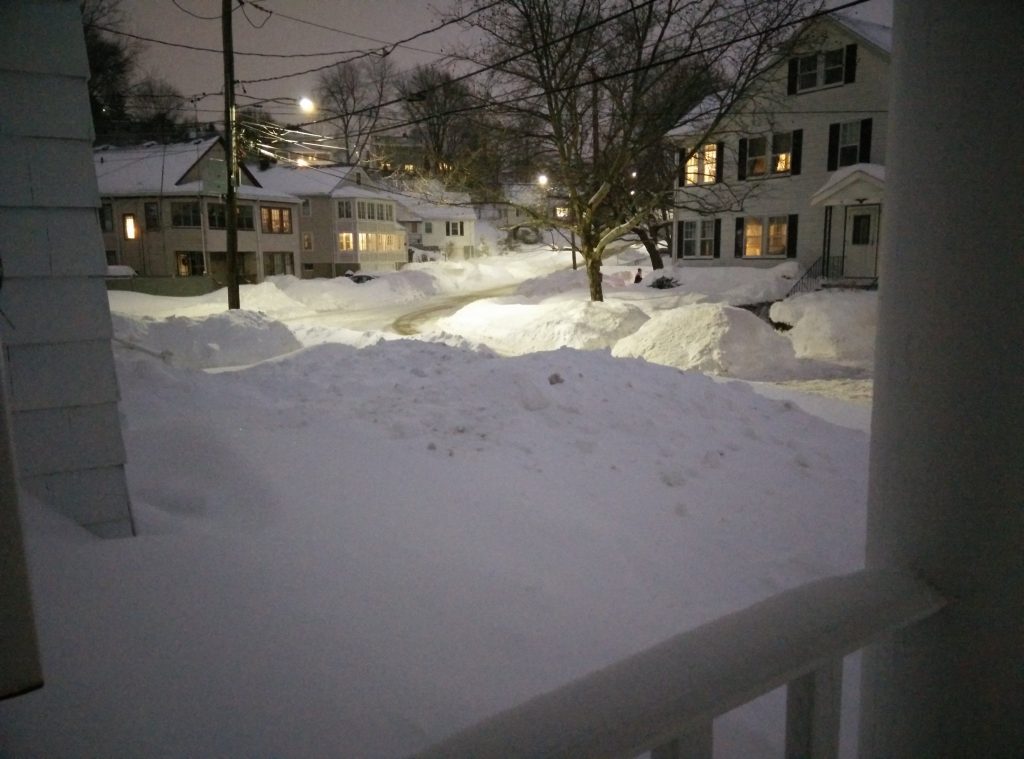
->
{"left": 651, "top": 720, "right": 713, "bottom": 759}
{"left": 785, "top": 660, "right": 842, "bottom": 759}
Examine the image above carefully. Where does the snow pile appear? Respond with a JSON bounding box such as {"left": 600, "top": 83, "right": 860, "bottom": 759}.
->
{"left": 435, "top": 299, "right": 649, "bottom": 355}
{"left": 665, "top": 259, "right": 801, "bottom": 305}
{"left": 111, "top": 310, "right": 302, "bottom": 369}
{"left": 771, "top": 290, "right": 878, "bottom": 367}
{"left": 3, "top": 340, "right": 868, "bottom": 759}
{"left": 613, "top": 303, "right": 801, "bottom": 380}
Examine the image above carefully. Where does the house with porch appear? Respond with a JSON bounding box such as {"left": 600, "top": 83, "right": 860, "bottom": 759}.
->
{"left": 671, "top": 13, "right": 890, "bottom": 284}
{"left": 251, "top": 163, "right": 407, "bottom": 276}
{"left": 393, "top": 190, "right": 478, "bottom": 260}
{"left": 94, "top": 138, "right": 303, "bottom": 292}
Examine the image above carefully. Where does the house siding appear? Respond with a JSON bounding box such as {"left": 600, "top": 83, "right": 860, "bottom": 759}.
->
{"left": 0, "top": 1, "right": 134, "bottom": 537}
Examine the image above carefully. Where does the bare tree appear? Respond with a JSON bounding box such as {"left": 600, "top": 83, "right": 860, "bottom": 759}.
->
{"left": 397, "top": 64, "right": 482, "bottom": 176}
{"left": 461, "top": 0, "right": 816, "bottom": 301}
{"left": 316, "top": 56, "right": 396, "bottom": 165}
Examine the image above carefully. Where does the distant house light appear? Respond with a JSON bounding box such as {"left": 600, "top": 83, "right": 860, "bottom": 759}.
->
{"left": 123, "top": 213, "right": 138, "bottom": 240}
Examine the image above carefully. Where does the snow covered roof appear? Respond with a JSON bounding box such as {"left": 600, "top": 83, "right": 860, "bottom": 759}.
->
{"left": 93, "top": 138, "right": 298, "bottom": 203}
{"left": 811, "top": 163, "right": 886, "bottom": 206}
{"left": 393, "top": 193, "right": 477, "bottom": 222}
{"left": 94, "top": 138, "right": 219, "bottom": 195}
{"left": 252, "top": 164, "right": 397, "bottom": 201}
{"left": 832, "top": 13, "right": 893, "bottom": 54}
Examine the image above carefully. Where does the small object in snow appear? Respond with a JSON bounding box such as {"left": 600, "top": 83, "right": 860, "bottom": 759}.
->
{"left": 548, "top": 373, "right": 564, "bottom": 385}
{"left": 346, "top": 273, "right": 376, "bottom": 284}
{"left": 634, "top": 268, "right": 643, "bottom": 284}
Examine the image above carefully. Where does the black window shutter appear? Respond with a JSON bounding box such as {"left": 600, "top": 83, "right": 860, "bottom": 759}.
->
{"left": 827, "top": 123, "right": 840, "bottom": 171}
{"left": 791, "top": 129, "right": 803, "bottom": 175}
{"left": 715, "top": 142, "right": 724, "bottom": 183}
{"left": 859, "top": 118, "right": 873, "bottom": 163}
{"left": 844, "top": 44, "right": 858, "bottom": 84}
{"left": 734, "top": 217, "right": 744, "bottom": 258}
{"left": 678, "top": 149, "right": 686, "bottom": 185}
{"left": 787, "top": 58, "right": 799, "bottom": 94}
{"left": 713, "top": 218, "right": 722, "bottom": 258}
{"left": 737, "top": 138, "right": 748, "bottom": 180}
{"left": 675, "top": 222, "right": 684, "bottom": 259}
{"left": 787, "top": 214, "right": 799, "bottom": 258}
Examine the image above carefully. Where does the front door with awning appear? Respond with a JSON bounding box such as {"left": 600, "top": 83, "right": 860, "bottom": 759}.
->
{"left": 844, "top": 204, "right": 881, "bottom": 278}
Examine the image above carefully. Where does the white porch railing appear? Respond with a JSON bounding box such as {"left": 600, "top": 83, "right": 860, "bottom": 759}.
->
{"left": 407, "top": 570, "right": 945, "bottom": 759}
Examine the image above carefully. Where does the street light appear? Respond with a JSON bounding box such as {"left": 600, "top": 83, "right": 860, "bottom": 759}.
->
{"left": 536, "top": 173, "right": 577, "bottom": 270}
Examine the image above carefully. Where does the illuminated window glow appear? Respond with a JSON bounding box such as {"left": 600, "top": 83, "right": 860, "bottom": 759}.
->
{"left": 123, "top": 213, "right": 138, "bottom": 240}
{"left": 683, "top": 143, "right": 718, "bottom": 186}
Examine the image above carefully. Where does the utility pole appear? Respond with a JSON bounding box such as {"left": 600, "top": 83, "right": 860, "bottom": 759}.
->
{"left": 222, "top": 0, "right": 240, "bottom": 309}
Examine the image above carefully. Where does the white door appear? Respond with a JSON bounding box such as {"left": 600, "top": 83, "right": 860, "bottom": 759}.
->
{"left": 843, "top": 205, "right": 881, "bottom": 278}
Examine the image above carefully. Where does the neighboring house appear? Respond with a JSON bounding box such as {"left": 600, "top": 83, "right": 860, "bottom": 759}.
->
{"left": 394, "top": 191, "right": 478, "bottom": 260}
{"left": 94, "top": 138, "right": 303, "bottom": 290}
{"left": 252, "top": 163, "right": 407, "bottom": 275}
{"left": 1, "top": 1, "right": 134, "bottom": 540}
{"left": 671, "top": 14, "right": 891, "bottom": 282}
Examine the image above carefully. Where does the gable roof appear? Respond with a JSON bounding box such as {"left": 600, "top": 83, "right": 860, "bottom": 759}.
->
{"left": 93, "top": 138, "right": 297, "bottom": 202}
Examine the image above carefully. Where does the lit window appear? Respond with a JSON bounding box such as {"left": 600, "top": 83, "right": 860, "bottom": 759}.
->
{"left": 176, "top": 251, "right": 205, "bottom": 276}
{"left": 683, "top": 144, "right": 718, "bottom": 186}
{"left": 123, "top": 213, "right": 138, "bottom": 240}
{"left": 302, "top": 233, "right": 313, "bottom": 251}
{"left": 338, "top": 232, "right": 353, "bottom": 251}
{"left": 772, "top": 133, "right": 792, "bottom": 173}
{"left": 739, "top": 215, "right": 794, "bottom": 258}
{"left": 555, "top": 207, "right": 569, "bottom": 219}
{"left": 260, "top": 206, "right": 293, "bottom": 234}
{"left": 744, "top": 217, "right": 764, "bottom": 256}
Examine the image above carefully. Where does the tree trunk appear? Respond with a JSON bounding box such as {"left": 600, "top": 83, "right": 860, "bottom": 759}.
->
{"left": 633, "top": 226, "right": 665, "bottom": 269}
{"left": 585, "top": 253, "right": 604, "bottom": 302}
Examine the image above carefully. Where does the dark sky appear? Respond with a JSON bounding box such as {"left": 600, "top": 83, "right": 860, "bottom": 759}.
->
{"left": 119, "top": 0, "right": 469, "bottom": 126}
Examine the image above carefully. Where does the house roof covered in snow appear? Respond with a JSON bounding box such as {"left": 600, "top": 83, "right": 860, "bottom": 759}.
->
{"left": 251, "top": 164, "right": 399, "bottom": 201}
{"left": 811, "top": 163, "right": 886, "bottom": 206}
{"left": 93, "top": 138, "right": 298, "bottom": 203}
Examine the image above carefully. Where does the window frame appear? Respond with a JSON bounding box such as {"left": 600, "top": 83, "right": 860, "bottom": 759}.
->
{"left": 144, "top": 201, "right": 161, "bottom": 231}
{"left": 680, "top": 219, "right": 718, "bottom": 258}
{"left": 171, "top": 201, "right": 202, "bottom": 228}
{"left": 791, "top": 46, "right": 849, "bottom": 93}
{"left": 735, "top": 215, "right": 798, "bottom": 259}
{"left": 260, "top": 206, "right": 293, "bottom": 234}
{"left": 682, "top": 143, "right": 720, "bottom": 186}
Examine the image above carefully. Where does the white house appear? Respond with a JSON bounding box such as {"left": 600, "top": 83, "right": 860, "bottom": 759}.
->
{"left": 252, "top": 163, "right": 408, "bottom": 275}
{"left": 671, "top": 14, "right": 891, "bottom": 282}
{"left": 94, "top": 138, "right": 304, "bottom": 291}
{"left": 394, "top": 191, "right": 478, "bottom": 260}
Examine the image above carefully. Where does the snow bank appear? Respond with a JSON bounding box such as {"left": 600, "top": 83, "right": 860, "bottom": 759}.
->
{"left": 435, "top": 299, "right": 649, "bottom": 355}
{"left": 771, "top": 290, "right": 878, "bottom": 367}
{"left": 112, "top": 310, "right": 302, "bottom": 369}
{"left": 613, "top": 303, "right": 801, "bottom": 380}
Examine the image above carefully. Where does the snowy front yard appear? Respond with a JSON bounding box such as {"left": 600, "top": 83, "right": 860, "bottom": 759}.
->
{"left": 2, "top": 246, "right": 878, "bottom": 758}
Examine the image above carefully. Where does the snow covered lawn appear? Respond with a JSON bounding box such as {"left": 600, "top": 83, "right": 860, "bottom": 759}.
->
{"left": 2, "top": 248, "right": 877, "bottom": 758}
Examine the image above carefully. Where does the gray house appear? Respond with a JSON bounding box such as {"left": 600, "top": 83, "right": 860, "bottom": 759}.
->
{"left": 671, "top": 14, "right": 890, "bottom": 282}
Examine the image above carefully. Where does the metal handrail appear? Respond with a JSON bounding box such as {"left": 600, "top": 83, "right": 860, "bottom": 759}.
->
{"left": 408, "top": 570, "right": 946, "bottom": 759}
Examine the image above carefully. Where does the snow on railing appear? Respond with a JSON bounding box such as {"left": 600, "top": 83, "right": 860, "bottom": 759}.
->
{"left": 407, "top": 570, "right": 946, "bottom": 759}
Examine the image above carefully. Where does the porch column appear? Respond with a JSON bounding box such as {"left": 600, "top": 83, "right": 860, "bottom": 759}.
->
{"left": 858, "top": 2, "right": 1024, "bottom": 757}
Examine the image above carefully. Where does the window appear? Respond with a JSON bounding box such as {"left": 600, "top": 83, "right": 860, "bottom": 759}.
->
{"left": 338, "top": 232, "right": 353, "bottom": 251}
{"left": 746, "top": 136, "right": 767, "bottom": 178}
{"left": 301, "top": 198, "right": 311, "bottom": 217}
{"left": 144, "top": 201, "right": 160, "bottom": 230}
{"left": 789, "top": 45, "right": 856, "bottom": 93}
{"left": 377, "top": 203, "right": 385, "bottom": 220}
{"left": 827, "top": 119, "right": 872, "bottom": 170}
{"left": 171, "top": 201, "right": 201, "bottom": 227}
{"left": 176, "top": 251, "right": 206, "bottom": 276}
{"left": 357, "top": 201, "right": 366, "bottom": 219}
{"left": 260, "top": 206, "right": 292, "bottom": 234}
{"left": 264, "top": 251, "right": 294, "bottom": 276}
{"left": 100, "top": 203, "right": 113, "bottom": 232}
{"left": 735, "top": 215, "right": 798, "bottom": 258}
{"left": 122, "top": 213, "right": 138, "bottom": 240}
{"left": 739, "top": 131, "right": 802, "bottom": 179}
{"left": 208, "top": 203, "right": 254, "bottom": 230}
{"left": 680, "top": 219, "right": 718, "bottom": 258}
{"left": 367, "top": 203, "right": 376, "bottom": 220}
{"left": 385, "top": 205, "right": 394, "bottom": 221}
{"left": 302, "top": 232, "right": 313, "bottom": 251}
{"left": 683, "top": 143, "right": 719, "bottom": 186}
{"left": 338, "top": 200, "right": 352, "bottom": 218}
{"left": 424, "top": 221, "right": 433, "bottom": 234}
{"left": 446, "top": 221, "right": 464, "bottom": 236}
{"left": 555, "top": 207, "right": 569, "bottom": 219}
{"left": 851, "top": 213, "right": 872, "bottom": 245}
